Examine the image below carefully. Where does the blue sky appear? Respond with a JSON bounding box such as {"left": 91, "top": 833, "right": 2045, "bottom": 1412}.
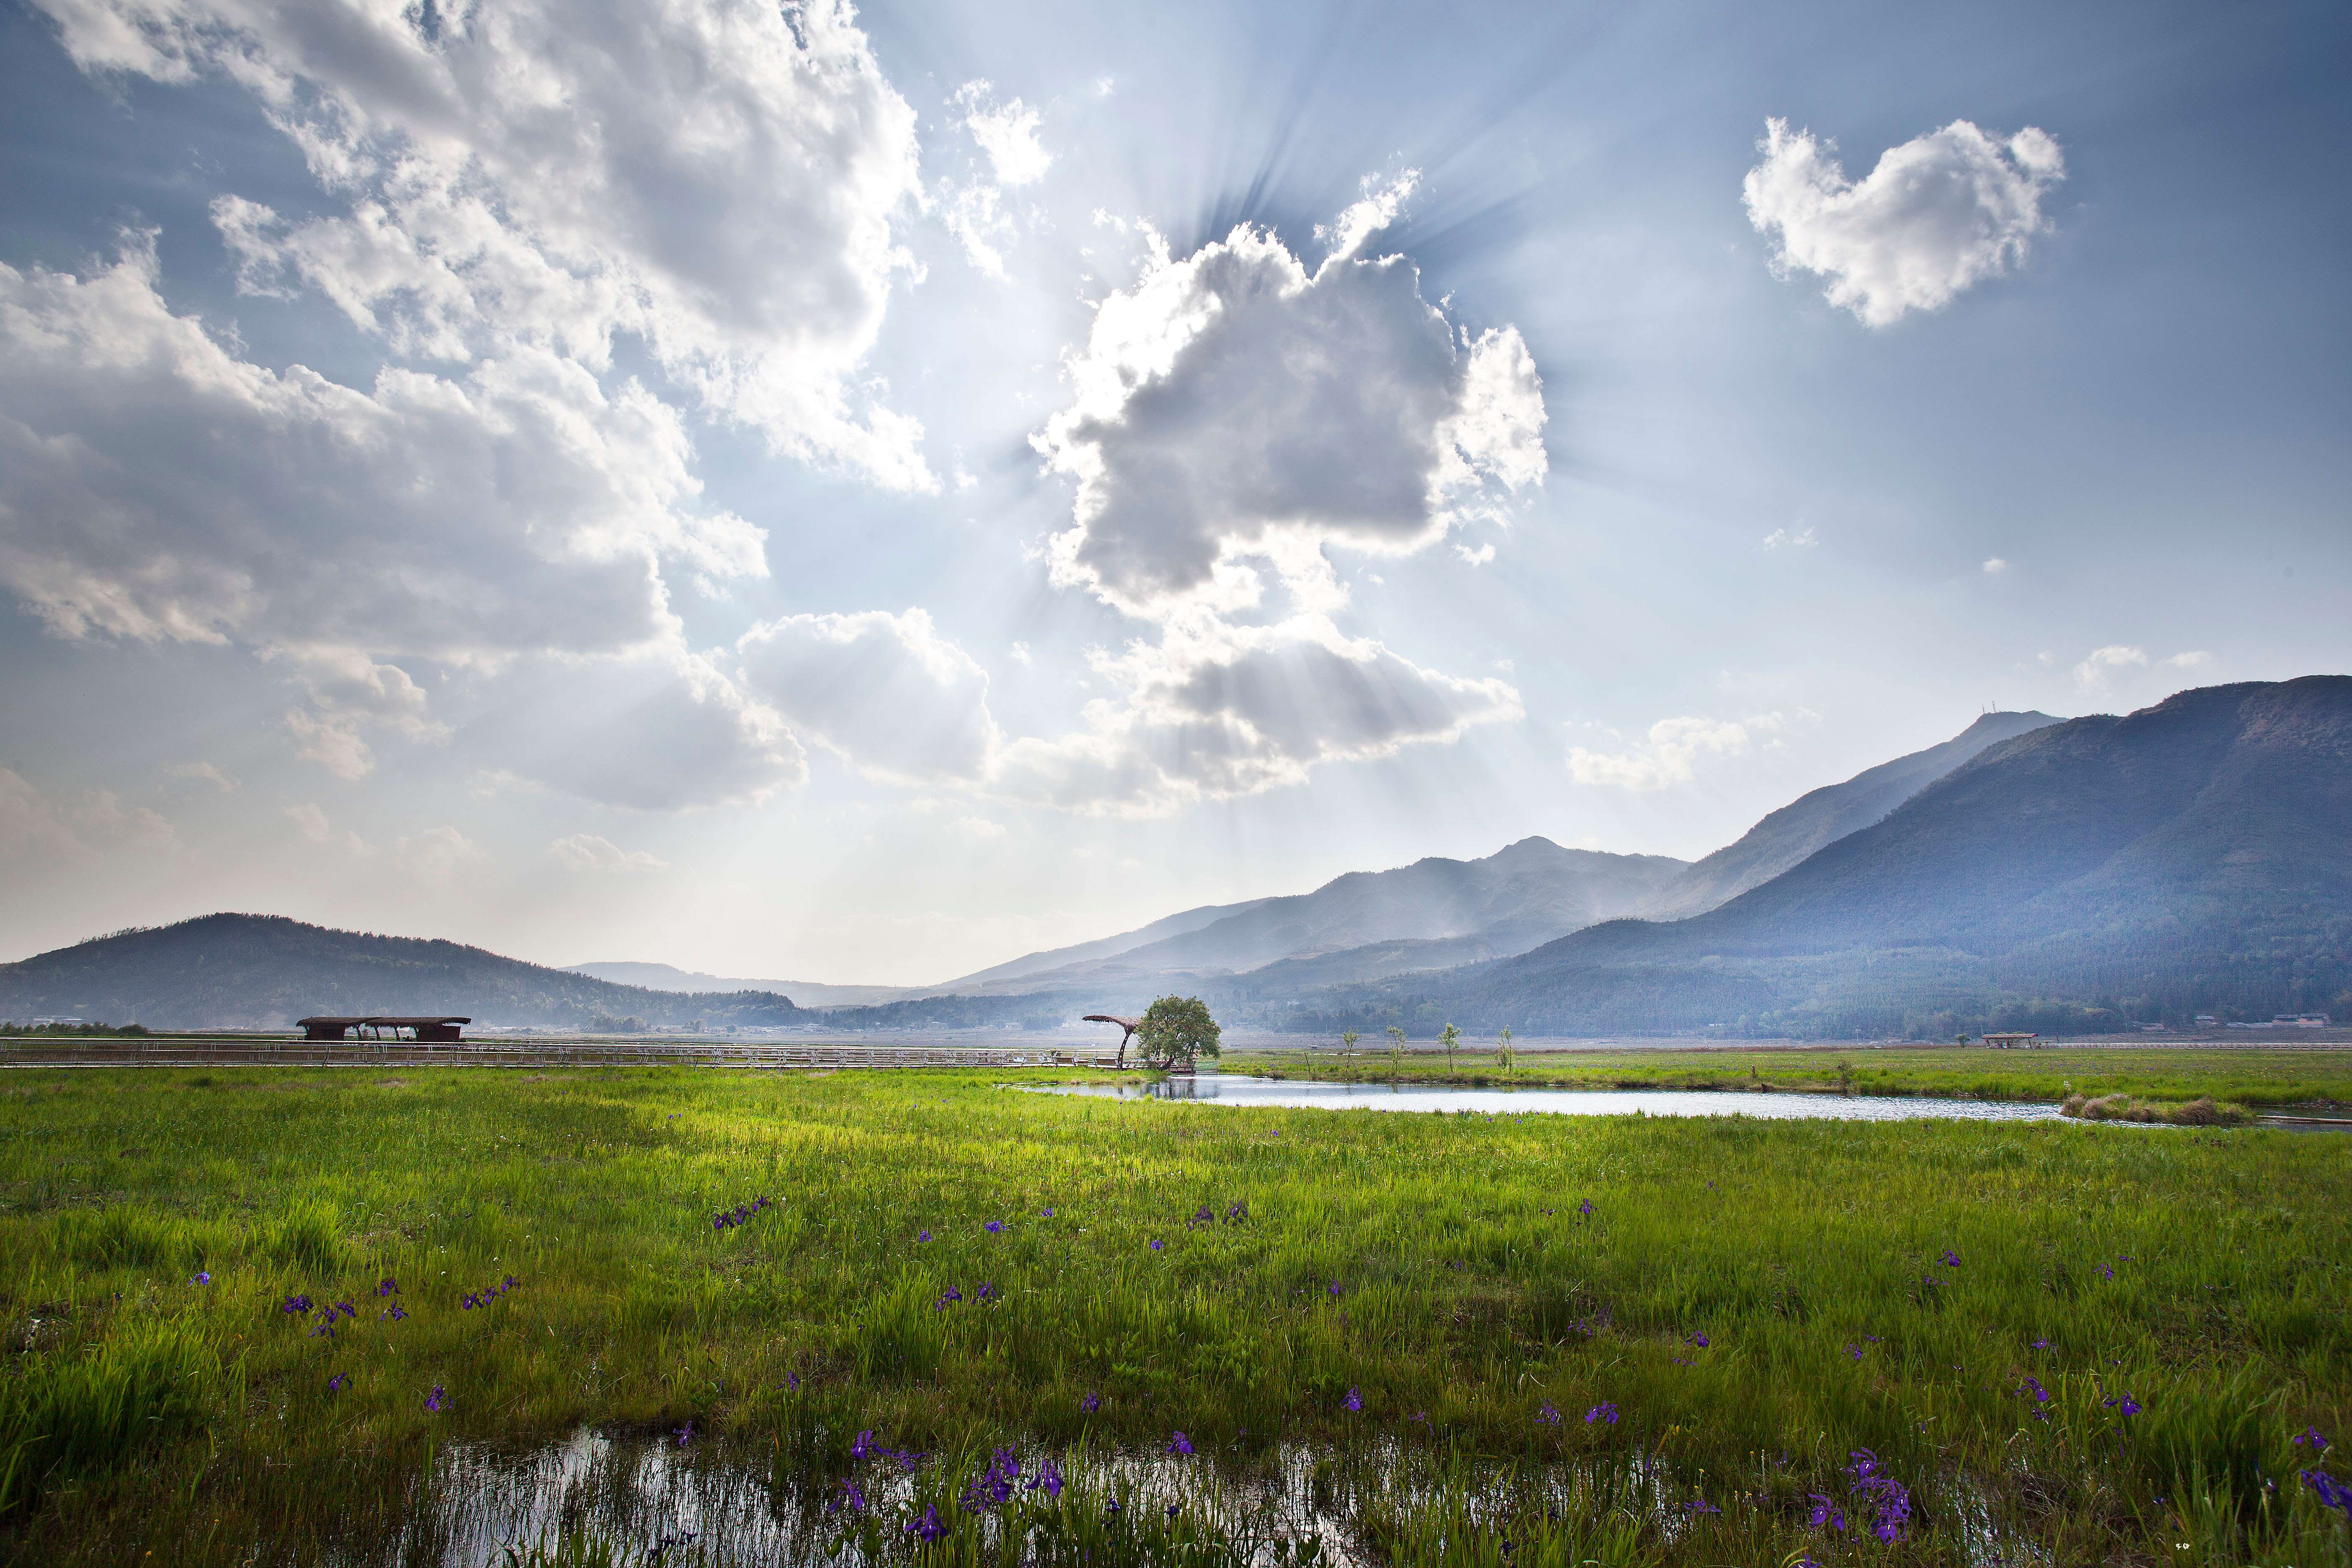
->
{"left": 1, "top": 0, "right": 2344, "bottom": 983}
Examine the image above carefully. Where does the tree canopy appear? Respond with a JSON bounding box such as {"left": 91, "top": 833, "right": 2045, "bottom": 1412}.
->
{"left": 1136, "top": 995, "right": 1221, "bottom": 1069}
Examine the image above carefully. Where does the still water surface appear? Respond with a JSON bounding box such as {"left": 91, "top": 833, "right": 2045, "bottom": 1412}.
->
{"left": 1032, "top": 1071, "right": 2063, "bottom": 1122}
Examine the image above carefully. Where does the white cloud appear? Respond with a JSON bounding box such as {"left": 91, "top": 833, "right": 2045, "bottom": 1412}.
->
{"left": 949, "top": 815, "right": 1008, "bottom": 841}
{"left": 1034, "top": 185, "right": 1546, "bottom": 616}
{"left": 737, "top": 609, "right": 1001, "bottom": 786}
{"left": 465, "top": 651, "right": 803, "bottom": 811}
{"left": 954, "top": 81, "right": 1051, "bottom": 187}
{"left": 42, "top": 0, "right": 933, "bottom": 487}
{"left": 165, "top": 761, "right": 237, "bottom": 792}
{"left": 549, "top": 833, "right": 668, "bottom": 872}
{"left": 1762, "top": 526, "right": 1818, "bottom": 549}
{"left": 2, "top": 769, "right": 174, "bottom": 863}
{"left": 1454, "top": 542, "right": 1497, "bottom": 567}
{"left": 1744, "top": 117, "right": 2064, "bottom": 327}
{"left": 2166, "top": 650, "right": 2212, "bottom": 670}
{"left": 1567, "top": 714, "right": 1784, "bottom": 792}
{"left": 1983, "top": 557, "right": 2009, "bottom": 575}
{"left": 0, "top": 240, "right": 760, "bottom": 663}
{"left": 1008, "top": 180, "right": 1540, "bottom": 811}
{"left": 2072, "top": 645, "right": 2149, "bottom": 690}
{"left": 284, "top": 802, "right": 480, "bottom": 877}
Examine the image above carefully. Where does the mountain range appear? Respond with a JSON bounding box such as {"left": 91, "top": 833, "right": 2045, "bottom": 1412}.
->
{"left": 7, "top": 680, "right": 2344, "bottom": 1037}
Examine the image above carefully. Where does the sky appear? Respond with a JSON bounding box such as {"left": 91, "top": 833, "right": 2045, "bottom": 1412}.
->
{"left": 1, "top": 0, "right": 2346, "bottom": 984}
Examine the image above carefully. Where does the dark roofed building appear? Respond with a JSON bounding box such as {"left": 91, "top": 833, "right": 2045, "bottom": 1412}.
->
{"left": 298, "top": 1016, "right": 470, "bottom": 1042}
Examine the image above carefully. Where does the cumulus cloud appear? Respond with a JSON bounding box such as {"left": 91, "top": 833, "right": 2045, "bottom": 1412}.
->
{"left": 1567, "top": 714, "right": 1787, "bottom": 792}
{"left": 1983, "top": 557, "right": 2009, "bottom": 574}
{"left": 2, "top": 768, "right": 174, "bottom": 863}
{"left": 939, "top": 81, "right": 1050, "bottom": 278}
{"left": 465, "top": 651, "right": 803, "bottom": 811}
{"left": 2072, "top": 645, "right": 2149, "bottom": 690}
{"left": 1744, "top": 117, "right": 2064, "bottom": 326}
{"left": 1035, "top": 178, "right": 1546, "bottom": 615}
{"left": 738, "top": 609, "right": 1001, "bottom": 786}
{"left": 2166, "top": 650, "right": 2212, "bottom": 670}
{"left": 41, "top": 0, "right": 932, "bottom": 485}
{"left": 165, "top": 761, "right": 237, "bottom": 792}
{"left": 955, "top": 81, "right": 1051, "bottom": 187}
{"left": 1763, "top": 526, "right": 1818, "bottom": 549}
{"left": 549, "top": 833, "right": 668, "bottom": 872}
{"left": 1004, "top": 177, "right": 1542, "bottom": 810}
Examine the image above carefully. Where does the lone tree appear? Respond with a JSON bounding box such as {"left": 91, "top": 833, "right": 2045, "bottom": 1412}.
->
{"left": 1135, "top": 995, "right": 1221, "bottom": 1070}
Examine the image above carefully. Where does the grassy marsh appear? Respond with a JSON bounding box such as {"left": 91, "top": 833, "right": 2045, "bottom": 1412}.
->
{"left": 0, "top": 1064, "right": 2346, "bottom": 1564}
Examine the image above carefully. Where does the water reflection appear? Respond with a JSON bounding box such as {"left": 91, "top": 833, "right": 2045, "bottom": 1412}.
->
{"left": 1030, "top": 1072, "right": 2063, "bottom": 1122}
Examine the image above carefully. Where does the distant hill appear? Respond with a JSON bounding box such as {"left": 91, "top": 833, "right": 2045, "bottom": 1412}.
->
{"left": 1283, "top": 679, "right": 2352, "bottom": 1038}
{"left": 564, "top": 961, "right": 911, "bottom": 1008}
{"left": 0, "top": 915, "right": 809, "bottom": 1031}
{"left": 942, "top": 838, "right": 1688, "bottom": 999}
{"left": 1641, "top": 710, "right": 2059, "bottom": 919}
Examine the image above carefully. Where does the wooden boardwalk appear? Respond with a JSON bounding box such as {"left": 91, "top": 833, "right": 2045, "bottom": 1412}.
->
{"left": 0, "top": 1038, "right": 1117, "bottom": 1071}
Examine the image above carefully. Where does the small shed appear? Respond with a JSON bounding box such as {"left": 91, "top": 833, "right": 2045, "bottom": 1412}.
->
{"left": 298, "top": 1016, "right": 470, "bottom": 1043}
{"left": 1981, "top": 1031, "right": 2040, "bottom": 1049}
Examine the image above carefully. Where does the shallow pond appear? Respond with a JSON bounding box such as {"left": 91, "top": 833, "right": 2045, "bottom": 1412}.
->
{"left": 1030, "top": 1072, "right": 2065, "bottom": 1122}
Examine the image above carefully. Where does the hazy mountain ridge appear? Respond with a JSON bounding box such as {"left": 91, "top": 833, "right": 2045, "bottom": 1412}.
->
{"left": 0, "top": 915, "right": 807, "bottom": 1030}
{"left": 1282, "top": 678, "right": 2352, "bottom": 1037}
{"left": 565, "top": 962, "right": 911, "bottom": 1008}
{"left": 1640, "top": 709, "right": 2059, "bottom": 919}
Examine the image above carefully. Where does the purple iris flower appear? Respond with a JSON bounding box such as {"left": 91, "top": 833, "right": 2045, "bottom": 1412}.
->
{"left": 918, "top": 1229, "right": 931, "bottom": 1243}
{"left": 1846, "top": 1343, "right": 1863, "bottom": 1361}
{"left": 2031, "top": 1337, "right": 2050, "bottom": 1349}
{"left": 905, "top": 1504, "right": 946, "bottom": 1542}
{"left": 1167, "top": 1431, "right": 1194, "bottom": 1455}
{"left": 1081, "top": 1391, "right": 1101, "bottom": 1414}
{"left": 326, "top": 1373, "right": 347, "bottom": 1393}
{"left": 1807, "top": 1495, "right": 1847, "bottom": 1532}
{"left": 985, "top": 1220, "right": 1003, "bottom": 1234}
{"left": 785, "top": 1373, "right": 800, "bottom": 1392}
{"left": 851, "top": 1430, "right": 875, "bottom": 1460}
{"left": 1584, "top": 1403, "right": 1618, "bottom": 1426}
{"left": 2104, "top": 1394, "right": 2143, "bottom": 1417}
{"left": 424, "top": 1385, "right": 446, "bottom": 1413}
{"left": 282, "top": 1294, "right": 313, "bottom": 1315}
{"left": 1536, "top": 1403, "right": 1561, "bottom": 1426}
{"left": 1105, "top": 1498, "right": 1122, "bottom": 1517}
{"left": 374, "top": 1277, "right": 397, "bottom": 1297}
{"left": 1042, "top": 1207, "right": 1054, "bottom": 1217}
{"left": 381, "top": 1304, "right": 408, "bottom": 1321}
{"left": 1577, "top": 1199, "right": 1593, "bottom": 1218}
{"left": 1149, "top": 1239, "right": 1163, "bottom": 1251}
{"left": 2097, "top": 1263, "right": 2114, "bottom": 1279}
{"left": 674, "top": 1420, "right": 694, "bottom": 1447}
{"left": 1342, "top": 1387, "right": 1362, "bottom": 1413}
{"left": 1687, "top": 1331, "right": 1709, "bottom": 1349}
{"left": 2303, "top": 1470, "right": 2352, "bottom": 1520}
{"left": 2294, "top": 1426, "right": 2330, "bottom": 1452}
{"left": 830, "top": 1478, "right": 867, "bottom": 1515}
{"left": 1940, "top": 1249, "right": 1961, "bottom": 1267}
{"left": 1846, "top": 1449, "right": 1911, "bottom": 1542}
{"left": 975, "top": 1282, "right": 998, "bottom": 1303}
{"left": 193, "top": 1271, "right": 211, "bottom": 1286}
{"left": 1033, "top": 1458, "right": 1064, "bottom": 1498}
{"left": 1685, "top": 1498, "right": 1721, "bottom": 1515}
{"left": 1326, "top": 1279, "right": 1342, "bottom": 1298}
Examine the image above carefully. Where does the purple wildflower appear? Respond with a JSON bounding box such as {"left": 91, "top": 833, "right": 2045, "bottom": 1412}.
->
{"left": 1326, "top": 1279, "right": 1342, "bottom": 1298}
{"left": 2303, "top": 1470, "right": 2352, "bottom": 1520}
{"left": 424, "top": 1385, "right": 446, "bottom": 1413}
{"left": 1081, "top": 1390, "right": 1101, "bottom": 1414}
{"left": 1847, "top": 1343, "right": 1863, "bottom": 1361}
{"left": 1940, "top": 1249, "right": 1961, "bottom": 1268}
{"left": 1807, "top": 1495, "right": 1847, "bottom": 1532}
{"left": 851, "top": 1430, "right": 875, "bottom": 1460}
{"left": 1584, "top": 1402, "right": 1618, "bottom": 1426}
{"left": 2097, "top": 1263, "right": 2114, "bottom": 1279}
{"left": 1846, "top": 1449, "right": 1911, "bottom": 1542}
{"left": 193, "top": 1271, "right": 211, "bottom": 1286}
{"left": 985, "top": 1220, "right": 1003, "bottom": 1234}
{"left": 1685, "top": 1497, "right": 1721, "bottom": 1516}
{"left": 905, "top": 1504, "right": 946, "bottom": 1542}
{"left": 1536, "top": 1402, "right": 1561, "bottom": 1426}
{"left": 1028, "top": 1458, "right": 1064, "bottom": 1499}
{"left": 674, "top": 1420, "right": 694, "bottom": 1447}
{"left": 2104, "top": 1394, "right": 2143, "bottom": 1417}
{"left": 1105, "top": 1498, "right": 1123, "bottom": 1517}
{"left": 975, "top": 1282, "right": 998, "bottom": 1303}
{"left": 2294, "top": 1426, "right": 2330, "bottom": 1453}
{"left": 381, "top": 1304, "right": 408, "bottom": 1322}
{"left": 785, "top": 1373, "right": 801, "bottom": 1392}
{"left": 326, "top": 1373, "right": 348, "bottom": 1393}
{"left": 1167, "top": 1431, "right": 1194, "bottom": 1456}
{"left": 1042, "top": 1207, "right": 1054, "bottom": 1217}
{"left": 1166, "top": 1503, "right": 1181, "bottom": 1520}
{"left": 1342, "top": 1387, "right": 1362, "bottom": 1413}
{"left": 281, "top": 1294, "right": 313, "bottom": 1315}
{"left": 1577, "top": 1199, "right": 1594, "bottom": 1218}
{"left": 918, "top": 1229, "right": 931, "bottom": 1243}
{"left": 1687, "top": 1331, "right": 1710, "bottom": 1349}
{"left": 1149, "top": 1238, "right": 1163, "bottom": 1251}
{"left": 2031, "top": 1337, "right": 2050, "bottom": 1349}
{"left": 830, "top": 1478, "right": 867, "bottom": 1515}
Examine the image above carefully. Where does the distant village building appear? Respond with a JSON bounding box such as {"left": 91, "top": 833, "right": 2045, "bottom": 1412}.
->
{"left": 2274, "top": 1013, "right": 2331, "bottom": 1028}
{"left": 298, "top": 1016, "right": 469, "bottom": 1042}
{"left": 1981, "top": 1031, "right": 2040, "bottom": 1049}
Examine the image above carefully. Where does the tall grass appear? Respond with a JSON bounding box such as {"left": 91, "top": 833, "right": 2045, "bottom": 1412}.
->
{"left": 0, "top": 1065, "right": 2344, "bottom": 1564}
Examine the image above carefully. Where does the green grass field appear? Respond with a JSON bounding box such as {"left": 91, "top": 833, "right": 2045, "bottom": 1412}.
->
{"left": 0, "top": 1063, "right": 2348, "bottom": 1565}
{"left": 1225, "top": 1044, "right": 2352, "bottom": 1113}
